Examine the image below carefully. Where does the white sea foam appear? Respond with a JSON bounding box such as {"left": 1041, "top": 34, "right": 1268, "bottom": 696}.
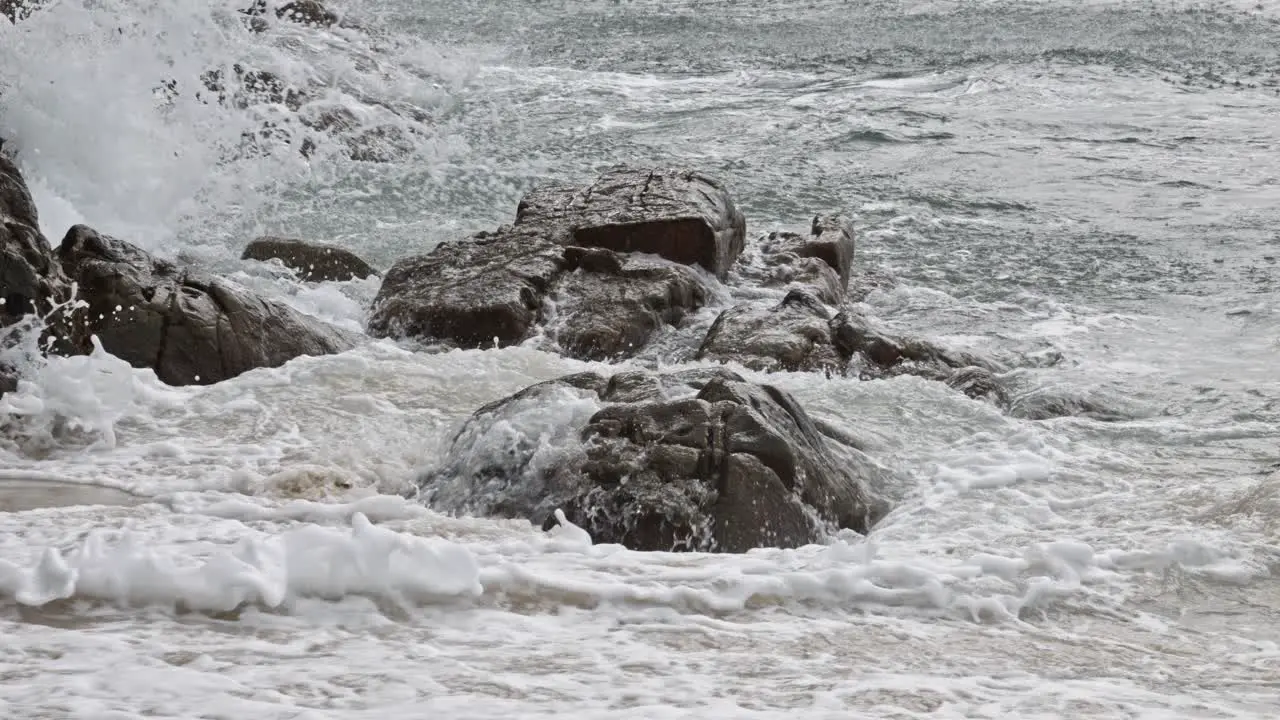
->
{"left": 4, "top": 0, "right": 1280, "bottom": 716}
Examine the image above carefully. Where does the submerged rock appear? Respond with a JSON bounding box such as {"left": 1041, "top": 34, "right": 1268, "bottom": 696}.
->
{"left": 369, "top": 167, "right": 730, "bottom": 358}
{"left": 696, "top": 288, "right": 844, "bottom": 373}
{"left": 276, "top": 0, "right": 338, "bottom": 28}
{"left": 59, "top": 225, "right": 357, "bottom": 386}
{"left": 696, "top": 285, "right": 998, "bottom": 382}
{"left": 733, "top": 216, "right": 855, "bottom": 304}
{"left": 422, "top": 367, "right": 891, "bottom": 552}
{"left": 1, "top": 0, "right": 42, "bottom": 24}
{"left": 242, "top": 236, "right": 377, "bottom": 282}
{"left": 515, "top": 167, "right": 746, "bottom": 280}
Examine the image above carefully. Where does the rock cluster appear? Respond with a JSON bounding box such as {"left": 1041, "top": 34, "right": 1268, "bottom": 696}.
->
{"left": 3, "top": 128, "right": 1051, "bottom": 553}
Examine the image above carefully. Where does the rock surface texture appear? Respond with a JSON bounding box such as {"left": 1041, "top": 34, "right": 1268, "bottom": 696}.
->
{"left": 368, "top": 167, "right": 738, "bottom": 359}
{"left": 422, "top": 367, "right": 891, "bottom": 552}
{"left": 1, "top": 154, "right": 83, "bottom": 357}
{"left": 242, "top": 236, "right": 377, "bottom": 282}
{"left": 59, "top": 225, "right": 357, "bottom": 386}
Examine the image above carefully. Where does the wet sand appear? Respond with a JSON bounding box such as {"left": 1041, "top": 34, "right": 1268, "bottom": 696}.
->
{"left": 0, "top": 479, "right": 143, "bottom": 513}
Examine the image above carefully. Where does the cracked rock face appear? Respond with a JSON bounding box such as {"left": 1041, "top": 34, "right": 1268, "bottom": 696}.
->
{"left": 515, "top": 167, "right": 746, "bottom": 280}
{"left": 59, "top": 225, "right": 357, "bottom": 386}
{"left": 369, "top": 167, "right": 732, "bottom": 359}
{"left": 422, "top": 367, "right": 892, "bottom": 552}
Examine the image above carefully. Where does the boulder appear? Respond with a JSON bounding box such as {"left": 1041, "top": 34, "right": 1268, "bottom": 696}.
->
{"left": 696, "top": 288, "right": 844, "bottom": 373}
{"left": 59, "top": 225, "right": 357, "bottom": 386}
{"left": 696, "top": 288, "right": 1002, "bottom": 383}
{"left": 732, "top": 215, "right": 854, "bottom": 304}
{"left": 515, "top": 167, "right": 746, "bottom": 280}
{"left": 242, "top": 236, "right": 376, "bottom": 282}
{"left": 830, "top": 310, "right": 997, "bottom": 378}
{"left": 550, "top": 247, "right": 705, "bottom": 361}
{"left": 1, "top": 0, "right": 41, "bottom": 24}
{"left": 368, "top": 227, "right": 708, "bottom": 359}
{"left": 367, "top": 227, "right": 565, "bottom": 349}
{"left": 1, "top": 155, "right": 83, "bottom": 356}
{"left": 421, "top": 367, "right": 891, "bottom": 552}
{"left": 369, "top": 169, "right": 734, "bottom": 359}
{"left": 276, "top": 0, "right": 337, "bottom": 27}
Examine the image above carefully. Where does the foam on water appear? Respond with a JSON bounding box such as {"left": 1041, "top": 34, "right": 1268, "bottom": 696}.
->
{"left": 4, "top": 0, "right": 1280, "bottom": 716}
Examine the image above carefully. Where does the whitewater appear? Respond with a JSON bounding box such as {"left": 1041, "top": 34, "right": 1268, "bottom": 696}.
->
{"left": 2, "top": 0, "right": 1279, "bottom": 717}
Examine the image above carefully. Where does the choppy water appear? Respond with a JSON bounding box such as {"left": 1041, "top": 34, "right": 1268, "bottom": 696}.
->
{"left": 2, "top": 0, "right": 1279, "bottom": 717}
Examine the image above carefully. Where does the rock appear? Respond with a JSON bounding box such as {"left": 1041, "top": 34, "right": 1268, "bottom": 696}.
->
{"left": 515, "top": 167, "right": 746, "bottom": 280}
{"left": 59, "top": 225, "right": 357, "bottom": 386}
{"left": 368, "top": 227, "right": 564, "bottom": 349}
{"left": 370, "top": 167, "right": 738, "bottom": 357}
{"left": 696, "top": 289, "right": 1002, "bottom": 384}
{"left": 199, "top": 65, "right": 306, "bottom": 111}
{"left": 242, "top": 236, "right": 376, "bottom": 282}
{"left": 733, "top": 215, "right": 854, "bottom": 304}
{"left": 1, "top": 0, "right": 42, "bottom": 24}
{"left": 369, "top": 227, "right": 708, "bottom": 359}
{"left": 276, "top": 0, "right": 337, "bottom": 27}
{"left": 1, "top": 155, "right": 83, "bottom": 355}
{"left": 830, "top": 310, "right": 996, "bottom": 379}
{"left": 944, "top": 366, "right": 1007, "bottom": 403}
{"left": 422, "top": 367, "right": 891, "bottom": 552}
{"left": 696, "top": 288, "right": 845, "bottom": 373}
{"left": 551, "top": 247, "right": 705, "bottom": 361}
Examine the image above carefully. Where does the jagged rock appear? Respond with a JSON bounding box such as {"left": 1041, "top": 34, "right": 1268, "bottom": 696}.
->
{"left": 240, "top": 0, "right": 337, "bottom": 30}
{"left": 830, "top": 310, "right": 996, "bottom": 378}
{"left": 696, "top": 288, "right": 844, "bottom": 373}
{"left": 696, "top": 288, "right": 1002, "bottom": 383}
{"left": 944, "top": 366, "right": 1008, "bottom": 402}
{"left": 276, "top": 0, "right": 337, "bottom": 27}
{"left": 370, "top": 168, "right": 731, "bottom": 358}
{"left": 198, "top": 65, "right": 306, "bottom": 111}
{"left": 551, "top": 247, "right": 705, "bottom": 360}
{"left": 1, "top": 0, "right": 42, "bottom": 24}
{"left": 734, "top": 215, "right": 854, "bottom": 304}
{"left": 422, "top": 367, "right": 891, "bottom": 552}
{"left": 242, "top": 236, "right": 376, "bottom": 282}
{"left": 59, "top": 225, "right": 357, "bottom": 386}
{"left": 515, "top": 167, "right": 746, "bottom": 280}
{"left": 368, "top": 227, "right": 564, "bottom": 348}
{"left": 0, "top": 155, "right": 83, "bottom": 356}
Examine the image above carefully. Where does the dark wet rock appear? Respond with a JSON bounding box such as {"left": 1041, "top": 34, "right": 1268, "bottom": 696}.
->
{"left": 369, "top": 226, "right": 708, "bottom": 359}
{"left": 944, "top": 366, "right": 1008, "bottom": 403}
{"left": 368, "top": 227, "right": 564, "bottom": 349}
{"left": 831, "top": 310, "right": 999, "bottom": 379}
{"left": 733, "top": 215, "right": 854, "bottom": 304}
{"left": 1, "top": 0, "right": 42, "bottom": 24}
{"left": 1, "top": 155, "right": 84, "bottom": 356}
{"left": 242, "top": 236, "right": 377, "bottom": 282}
{"left": 551, "top": 247, "right": 706, "bottom": 361}
{"left": 422, "top": 367, "right": 891, "bottom": 552}
{"left": 199, "top": 66, "right": 306, "bottom": 111}
{"left": 515, "top": 167, "right": 746, "bottom": 280}
{"left": 276, "top": 0, "right": 337, "bottom": 28}
{"left": 345, "top": 124, "right": 417, "bottom": 163}
{"left": 696, "top": 288, "right": 844, "bottom": 373}
{"left": 696, "top": 288, "right": 1003, "bottom": 385}
{"left": 59, "top": 225, "right": 357, "bottom": 386}
{"left": 370, "top": 167, "right": 736, "bottom": 355}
